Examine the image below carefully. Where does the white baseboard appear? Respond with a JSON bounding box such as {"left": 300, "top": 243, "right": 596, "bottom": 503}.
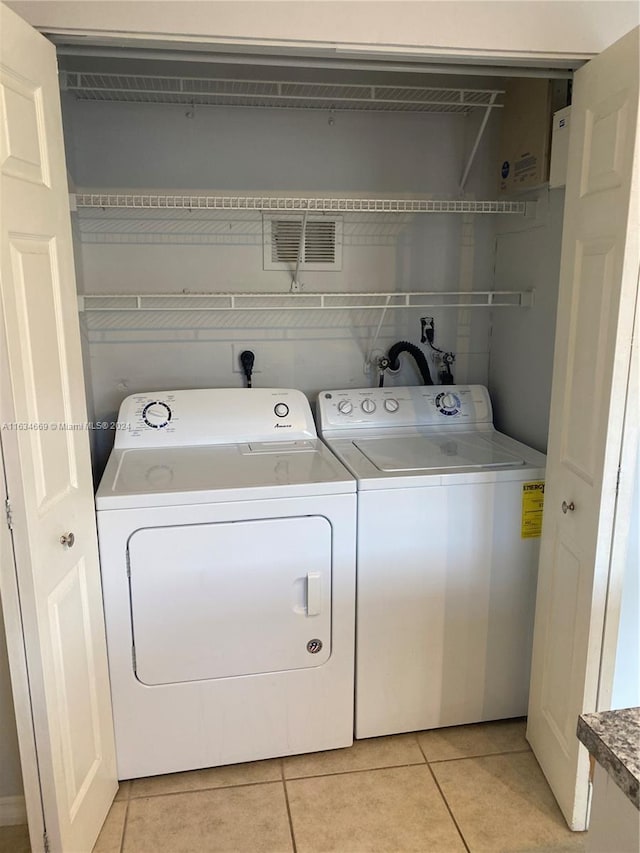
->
{"left": 0, "top": 794, "right": 27, "bottom": 826}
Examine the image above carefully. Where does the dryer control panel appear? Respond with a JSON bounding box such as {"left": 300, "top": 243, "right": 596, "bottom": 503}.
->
{"left": 317, "top": 385, "right": 493, "bottom": 432}
{"left": 114, "top": 388, "right": 317, "bottom": 449}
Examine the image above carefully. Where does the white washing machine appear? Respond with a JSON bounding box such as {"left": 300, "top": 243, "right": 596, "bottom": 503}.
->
{"left": 96, "top": 388, "right": 356, "bottom": 779}
{"left": 316, "top": 385, "right": 546, "bottom": 739}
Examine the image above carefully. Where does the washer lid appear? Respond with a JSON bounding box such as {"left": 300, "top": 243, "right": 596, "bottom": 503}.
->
{"left": 353, "top": 432, "right": 526, "bottom": 472}
{"left": 96, "top": 439, "right": 355, "bottom": 509}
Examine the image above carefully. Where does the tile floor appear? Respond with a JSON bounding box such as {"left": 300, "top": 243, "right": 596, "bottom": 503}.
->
{"left": 82, "top": 719, "right": 587, "bottom": 853}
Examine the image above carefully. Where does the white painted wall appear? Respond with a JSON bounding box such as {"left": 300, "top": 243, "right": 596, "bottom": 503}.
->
{"left": 488, "top": 188, "right": 564, "bottom": 453}
{"left": 0, "top": 602, "right": 24, "bottom": 813}
{"left": 7, "top": 1, "right": 640, "bottom": 60}
{"left": 611, "top": 446, "right": 640, "bottom": 709}
{"left": 63, "top": 96, "right": 500, "bottom": 473}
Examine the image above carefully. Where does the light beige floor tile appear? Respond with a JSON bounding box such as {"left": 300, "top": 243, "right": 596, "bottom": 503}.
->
{"left": 93, "top": 801, "right": 127, "bottom": 853}
{"left": 432, "top": 751, "right": 585, "bottom": 852}
{"left": 123, "top": 783, "right": 292, "bottom": 853}
{"left": 283, "top": 734, "right": 424, "bottom": 779}
{"left": 418, "top": 718, "right": 529, "bottom": 762}
{"left": 115, "top": 780, "right": 131, "bottom": 801}
{"left": 129, "top": 758, "right": 281, "bottom": 798}
{"left": 0, "top": 824, "right": 30, "bottom": 853}
{"left": 287, "top": 764, "right": 466, "bottom": 853}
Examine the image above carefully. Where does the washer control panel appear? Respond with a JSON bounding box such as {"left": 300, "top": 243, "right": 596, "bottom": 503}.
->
{"left": 114, "top": 388, "right": 317, "bottom": 449}
{"left": 317, "top": 385, "right": 492, "bottom": 431}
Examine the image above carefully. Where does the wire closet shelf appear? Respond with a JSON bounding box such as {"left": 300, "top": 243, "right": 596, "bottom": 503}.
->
{"left": 73, "top": 194, "right": 528, "bottom": 215}
{"left": 61, "top": 72, "right": 505, "bottom": 114}
{"left": 77, "top": 291, "right": 535, "bottom": 313}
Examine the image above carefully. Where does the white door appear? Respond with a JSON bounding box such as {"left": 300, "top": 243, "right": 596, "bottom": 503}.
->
{"left": 0, "top": 4, "right": 117, "bottom": 853}
{"left": 527, "top": 26, "right": 639, "bottom": 830}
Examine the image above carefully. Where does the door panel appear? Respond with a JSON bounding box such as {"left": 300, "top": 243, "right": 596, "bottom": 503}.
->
{"left": 0, "top": 67, "right": 50, "bottom": 186}
{"left": 540, "top": 539, "right": 580, "bottom": 749}
{"left": 560, "top": 239, "right": 615, "bottom": 480}
{"left": 527, "top": 26, "right": 639, "bottom": 830}
{"left": 580, "top": 91, "right": 629, "bottom": 195}
{"left": 48, "top": 558, "right": 103, "bottom": 820}
{"left": 0, "top": 5, "right": 117, "bottom": 852}
{"left": 8, "top": 236, "right": 79, "bottom": 507}
{"left": 129, "top": 516, "right": 333, "bottom": 684}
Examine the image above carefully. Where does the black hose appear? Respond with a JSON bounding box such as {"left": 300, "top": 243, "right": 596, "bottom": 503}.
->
{"left": 387, "top": 341, "right": 433, "bottom": 385}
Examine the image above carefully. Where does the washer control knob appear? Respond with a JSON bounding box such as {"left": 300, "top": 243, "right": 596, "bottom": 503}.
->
{"left": 436, "top": 392, "right": 461, "bottom": 416}
{"left": 274, "top": 403, "right": 289, "bottom": 418}
{"left": 337, "top": 400, "right": 353, "bottom": 415}
{"left": 440, "top": 393, "right": 458, "bottom": 409}
{"left": 384, "top": 398, "right": 399, "bottom": 413}
{"left": 361, "top": 399, "right": 376, "bottom": 414}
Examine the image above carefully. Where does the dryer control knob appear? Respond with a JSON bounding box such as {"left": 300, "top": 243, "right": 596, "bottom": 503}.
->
{"left": 384, "top": 398, "right": 399, "bottom": 413}
{"left": 142, "top": 401, "right": 172, "bottom": 429}
{"left": 361, "top": 399, "right": 376, "bottom": 414}
{"left": 337, "top": 400, "right": 353, "bottom": 414}
{"left": 274, "top": 403, "right": 289, "bottom": 418}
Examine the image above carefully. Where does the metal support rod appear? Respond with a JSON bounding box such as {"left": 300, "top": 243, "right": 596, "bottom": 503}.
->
{"left": 459, "top": 92, "right": 497, "bottom": 193}
{"left": 292, "top": 210, "right": 308, "bottom": 291}
{"left": 366, "top": 294, "right": 393, "bottom": 369}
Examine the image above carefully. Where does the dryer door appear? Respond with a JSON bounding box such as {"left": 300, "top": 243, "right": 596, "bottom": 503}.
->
{"left": 127, "top": 515, "right": 332, "bottom": 684}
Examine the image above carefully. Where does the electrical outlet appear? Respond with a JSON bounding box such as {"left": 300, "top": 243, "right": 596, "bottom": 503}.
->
{"left": 232, "top": 344, "right": 263, "bottom": 373}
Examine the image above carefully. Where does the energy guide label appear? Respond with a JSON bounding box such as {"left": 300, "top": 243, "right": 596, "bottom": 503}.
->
{"left": 521, "top": 481, "right": 544, "bottom": 539}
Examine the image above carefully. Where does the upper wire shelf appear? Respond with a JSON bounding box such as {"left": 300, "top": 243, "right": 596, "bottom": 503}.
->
{"left": 73, "top": 194, "right": 527, "bottom": 215}
{"left": 61, "top": 72, "right": 505, "bottom": 114}
{"left": 78, "top": 291, "right": 535, "bottom": 313}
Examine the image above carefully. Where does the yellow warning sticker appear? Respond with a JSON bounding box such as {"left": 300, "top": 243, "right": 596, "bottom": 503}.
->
{"left": 522, "top": 481, "right": 545, "bottom": 538}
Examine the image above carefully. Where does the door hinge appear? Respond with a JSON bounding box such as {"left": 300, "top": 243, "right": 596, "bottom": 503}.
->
{"left": 43, "top": 831, "right": 50, "bottom": 853}
{"left": 5, "top": 498, "right": 13, "bottom": 530}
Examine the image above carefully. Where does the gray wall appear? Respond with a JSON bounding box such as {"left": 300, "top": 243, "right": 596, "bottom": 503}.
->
{"left": 488, "top": 189, "right": 565, "bottom": 453}
{"left": 62, "top": 97, "right": 502, "bottom": 473}
{"left": 612, "top": 446, "right": 640, "bottom": 709}
{"left": 0, "top": 602, "right": 24, "bottom": 808}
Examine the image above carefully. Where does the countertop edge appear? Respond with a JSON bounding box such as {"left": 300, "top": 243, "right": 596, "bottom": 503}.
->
{"left": 577, "top": 709, "right": 639, "bottom": 810}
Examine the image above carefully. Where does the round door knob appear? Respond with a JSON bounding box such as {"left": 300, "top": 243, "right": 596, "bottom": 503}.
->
{"left": 337, "top": 400, "right": 353, "bottom": 414}
{"left": 60, "top": 532, "right": 75, "bottom": 548}
{"left": 561, "top": 501, "right": 575, "bottom": 514}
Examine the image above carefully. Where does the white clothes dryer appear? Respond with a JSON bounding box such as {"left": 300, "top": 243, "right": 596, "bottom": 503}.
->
{"left": 316, "top": 385, "right": 546, "bottom": 740}
{"left": 96, "top": 388, "right": 356, "bottom": 779}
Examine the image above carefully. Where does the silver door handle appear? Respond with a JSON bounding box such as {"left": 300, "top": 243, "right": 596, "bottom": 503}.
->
{"left": 561, "top": 501, "right": 575, "bottom": 514}
{"left": 60, "top": 532, "right": 75, "bottom": 548}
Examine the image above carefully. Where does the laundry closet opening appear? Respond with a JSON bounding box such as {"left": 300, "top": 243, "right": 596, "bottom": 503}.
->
{"left": 55, "top": 48, "right": 571, "bottom": 478}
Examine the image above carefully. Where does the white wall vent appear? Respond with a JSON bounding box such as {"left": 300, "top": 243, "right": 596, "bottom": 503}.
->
{"left": 263, "top": 215, "right": 343, "bottom": 271}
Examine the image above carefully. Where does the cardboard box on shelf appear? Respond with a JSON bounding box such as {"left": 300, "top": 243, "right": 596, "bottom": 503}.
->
{"left": 549, "top": 106, "right": 572, "bottom": 188}
{"left": 498, "top": 79, "right": 554, "bottom": 194}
